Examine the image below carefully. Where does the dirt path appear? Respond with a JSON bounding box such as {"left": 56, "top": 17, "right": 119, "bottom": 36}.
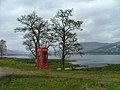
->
{"left": 0, "top": 67, "right": 32, "bottom": 78}
{"left": 0, "top": 67, "right": 11, "bottom": 78}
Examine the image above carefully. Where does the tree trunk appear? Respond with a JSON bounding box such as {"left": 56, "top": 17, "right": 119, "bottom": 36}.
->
{"left": 35, "top": 42, "right": 37, "bottom": 63}
{"left": 61, "top": 30, "right": 65, "bottom": 70}
{"left": 61, "top": 48, "right": 65, "bottom": 70}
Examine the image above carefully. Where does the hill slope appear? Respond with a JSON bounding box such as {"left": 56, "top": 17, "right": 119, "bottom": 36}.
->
{"left": 89, "top": 42, "right": 120, "bottom": 55}
{"left": 7, "top": 50, "right": 29, "bottom": 55}
{"left": 81, "top": 42, "right": 110, "bottom": 52}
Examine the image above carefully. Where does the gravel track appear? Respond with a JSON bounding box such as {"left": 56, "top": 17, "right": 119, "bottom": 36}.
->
{"left": 0, "top": 67, "right": 11, "bottom": 78}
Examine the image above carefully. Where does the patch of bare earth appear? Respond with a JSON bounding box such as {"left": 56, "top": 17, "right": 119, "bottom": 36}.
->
{"left": 0, "top": 67, "right": 11, "bottom": 78}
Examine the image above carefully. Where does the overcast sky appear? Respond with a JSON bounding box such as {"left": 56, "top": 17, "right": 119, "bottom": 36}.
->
{"left": 0, "top": 0, "right": 120, "bottom": 51}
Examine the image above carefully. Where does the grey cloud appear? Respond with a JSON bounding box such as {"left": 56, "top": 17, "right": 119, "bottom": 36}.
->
{"left": 0, "top": 0, "right": 120, "bottom": 51}
{"left": 75, "top": 0, "right": 120, "bottom": 43}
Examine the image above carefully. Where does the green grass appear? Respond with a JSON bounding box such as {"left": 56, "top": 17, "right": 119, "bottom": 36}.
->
{"left": 0, "top": 57, "right": 120, "bottom": 90}
{"left": 0, "top": 57, "right": 77, "bottom": 70}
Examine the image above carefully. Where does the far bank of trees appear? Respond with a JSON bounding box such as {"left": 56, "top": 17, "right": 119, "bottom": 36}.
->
{"left": 15, "top": 9, "right": 83, "bottom": 69}
{"left": 0, "top": 39, "right": 7, "bottom": 56}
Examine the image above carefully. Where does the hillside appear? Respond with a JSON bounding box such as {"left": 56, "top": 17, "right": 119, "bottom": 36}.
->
{"left": 89, "top": 41, "right": 120, "bottom": 55}
{"left": 7, "top": 50, "right": 29, "bottom": 55}
{"left": 6, "top": 42, "right": 120, "bottom": 55}
{"left": 81, "top": 42, "right": 110, "bottom": 52}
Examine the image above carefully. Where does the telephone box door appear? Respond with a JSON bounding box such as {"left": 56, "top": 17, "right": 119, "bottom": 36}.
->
{"left": 37, "top": 48, "right": 48, "bottom": 69}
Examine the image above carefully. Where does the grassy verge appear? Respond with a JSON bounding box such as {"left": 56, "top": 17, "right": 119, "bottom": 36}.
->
{"left": 0, "top": 57, "right": 120, "bottom": 90}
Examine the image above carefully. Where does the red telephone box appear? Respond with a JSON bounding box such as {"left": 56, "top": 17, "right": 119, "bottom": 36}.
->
{"left": 36, "top": 48, "right": 48, "bottom": 69}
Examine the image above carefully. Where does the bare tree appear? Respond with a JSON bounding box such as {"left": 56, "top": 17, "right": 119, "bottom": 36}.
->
{"left": 0, "top": 39, "right": 7, "bottom": 56}
{"left": 51, "top": 9, "right": 84, "bottom": 70}
{"left": 15, "top": 12, "right": 56, "bottom": 60}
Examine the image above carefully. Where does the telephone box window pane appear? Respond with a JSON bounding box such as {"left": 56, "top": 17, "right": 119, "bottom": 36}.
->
{"left": 43, "top": 52, "right": 47, "bottom": 63}
{"left": 38, "top": 52, "right": 40, "bottom": 60}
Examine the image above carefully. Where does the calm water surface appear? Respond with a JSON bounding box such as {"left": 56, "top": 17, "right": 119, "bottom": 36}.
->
{"left": 69, "top": 55, "right": 120, "bottom": 67}
{"left": 3, "top": 55, "right": 120, "bottom": 67}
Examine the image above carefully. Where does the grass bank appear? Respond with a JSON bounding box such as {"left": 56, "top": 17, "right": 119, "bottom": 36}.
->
{"left": 0, "top": 57, "right": 120, "bottom": 90}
